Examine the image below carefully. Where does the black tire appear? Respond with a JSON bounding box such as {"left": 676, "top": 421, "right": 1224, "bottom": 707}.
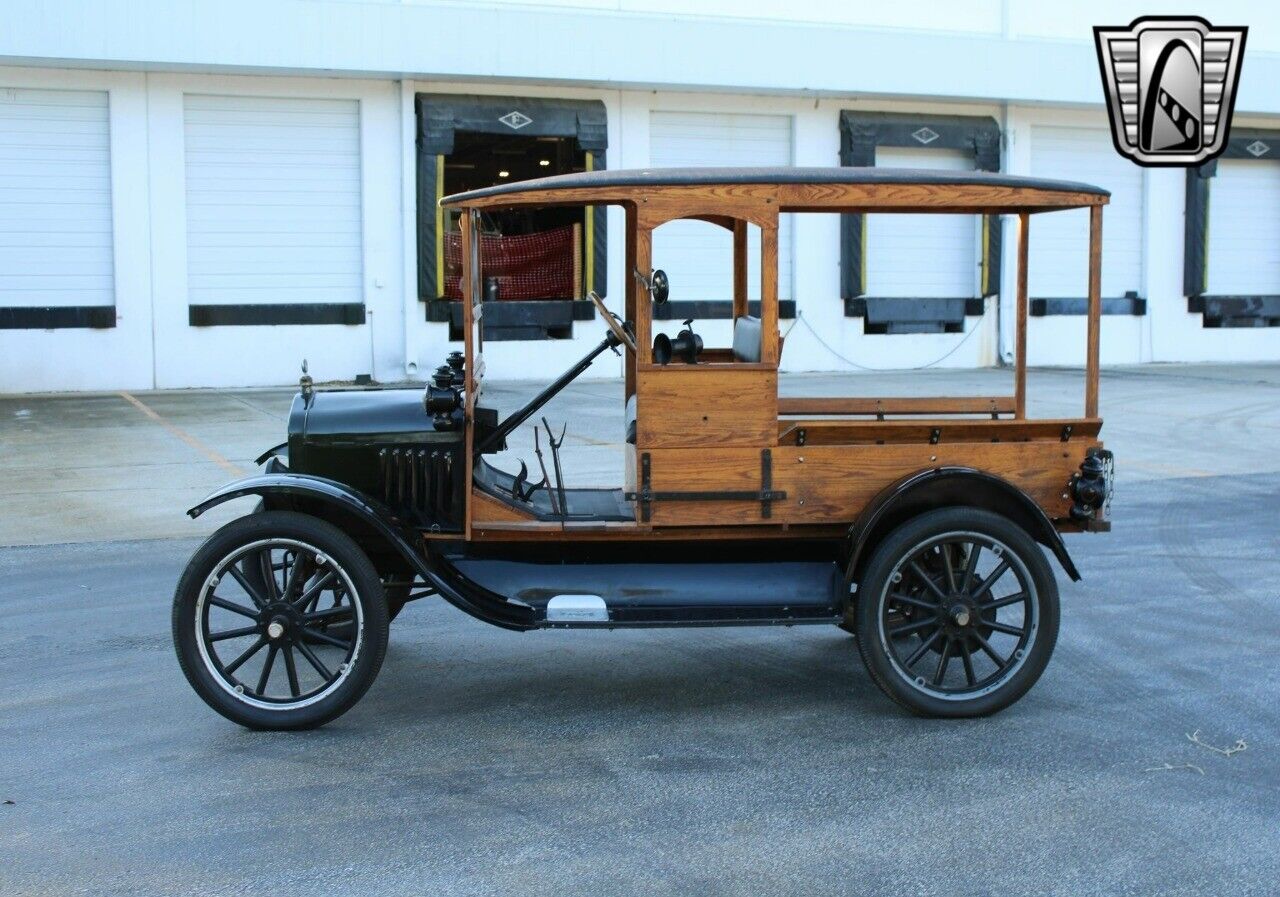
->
{"left": 172, "top": 511, "right": 389, "bottom": 730}
{"left": 854, "top": 507, "right": 1059, "bottom": 718}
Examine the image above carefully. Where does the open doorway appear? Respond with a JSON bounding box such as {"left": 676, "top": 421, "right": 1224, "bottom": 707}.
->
{"left": 417, "top": 94, "right": 608, "bottom": 340}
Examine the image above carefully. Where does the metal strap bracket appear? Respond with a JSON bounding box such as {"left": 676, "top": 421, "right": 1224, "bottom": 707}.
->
{"left": 626, "top": 449, "right": 786, "bottom": 522}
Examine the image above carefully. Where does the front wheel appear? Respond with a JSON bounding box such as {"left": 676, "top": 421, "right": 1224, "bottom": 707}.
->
{"left": 854, "top": 507, "right": 1059, "bottom": 718}
{"left": 172, "top": 511, "right": 389, "bottom": 730}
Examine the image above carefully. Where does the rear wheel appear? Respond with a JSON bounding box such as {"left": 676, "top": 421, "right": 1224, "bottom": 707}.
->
{"left": 854, "top": 507, "right": 1059, "bottom": 718}
{"left": 172, "top": 511, "right": 389, "bottom": 730}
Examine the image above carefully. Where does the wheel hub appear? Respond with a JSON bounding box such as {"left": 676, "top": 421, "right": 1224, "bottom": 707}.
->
{"left": 261, "top": 602, "right": 299, "bottom": 641}
{"left": 950, "top": 603, "right": 971, "bottom": 627}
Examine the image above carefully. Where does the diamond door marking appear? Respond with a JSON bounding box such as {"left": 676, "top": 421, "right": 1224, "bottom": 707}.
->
{"left": 499, "top": 111, "right": 533, "bottom": 130}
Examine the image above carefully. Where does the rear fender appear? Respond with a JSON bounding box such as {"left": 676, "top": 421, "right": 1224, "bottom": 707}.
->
{"left": 188, "top": 473, "right": 535, "bottom": 631}
{"left": 844, "top": 467, "right": 1081, "bottom": 590}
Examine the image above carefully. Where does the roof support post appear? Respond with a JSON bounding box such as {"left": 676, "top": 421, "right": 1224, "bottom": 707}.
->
{"left": 1085, "top": 205, "right": 1103, "bottom": 418}
{"left": 760, "top": 221, "right": 780, "bottom": 364}
{"left": 634, "top": 224, "right": 653, "bottom": 365}
{"left": 733, "top": 219, "right": 749, "bottom": 320}
{"left": 1015, "top": 212, "right": 1029, "bottom": 420}
{"left": 624, "top": 204, "right": 638, "bottom": 401}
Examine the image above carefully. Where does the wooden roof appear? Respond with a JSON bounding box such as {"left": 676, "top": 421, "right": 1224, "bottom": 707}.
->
{"left": 441, "top": 166, "right": 1110, "bottom": 214}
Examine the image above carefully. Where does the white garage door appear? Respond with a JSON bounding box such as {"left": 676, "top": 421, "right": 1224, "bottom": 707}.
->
{"left": 866, "top": 146, "right": 976, "bottom": 296}
{"left": 649, "top": 111, "right": 792, "bottom": 300}
{"left": 1205, "top": 159, "right": 1280, "bottom": 294}
{"left": 184, "top": 94, "right": 362, "bottom": 307}
{"left": 0, "top": 87, "right": 113, "bottom": 310}
{"left": 1028, "top": 126, "right": 1143, "bottom": 296}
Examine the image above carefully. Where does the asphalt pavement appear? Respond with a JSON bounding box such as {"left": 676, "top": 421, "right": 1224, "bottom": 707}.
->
{"left": 1, "top": 364, "right": 1278, "bottom": 895}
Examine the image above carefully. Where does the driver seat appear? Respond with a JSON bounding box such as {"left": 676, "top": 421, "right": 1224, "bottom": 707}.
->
{"left": 732, "top": 315, "right": 762, "bottom": 363}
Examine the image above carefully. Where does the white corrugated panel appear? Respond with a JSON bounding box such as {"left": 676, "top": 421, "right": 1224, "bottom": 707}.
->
{"left": 865, "top": 146, "right": 976, "bottom": 296}
{"left": 649, "top": 111, "right": 793, "bottom": 300}
{"left": 1205, "top": 158, "right": 1280, "bottom": 294}
{"left": 1028, "top": 126, "right": 1143, "bottom": 296}
{"left": 184, "top": 94, "right": 362, "bottom": 305}
{"left": 0, "top": 87, "right": 114, "bottom": 307}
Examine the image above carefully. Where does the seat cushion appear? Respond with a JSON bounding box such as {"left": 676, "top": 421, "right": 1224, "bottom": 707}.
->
{"left": 733, "top": 315, "right": 762, "bottom": 363}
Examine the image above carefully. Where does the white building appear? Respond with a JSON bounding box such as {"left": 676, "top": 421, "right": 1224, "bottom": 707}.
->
{"left": 2, "top": 0, "right": 1278, "bottom": 392}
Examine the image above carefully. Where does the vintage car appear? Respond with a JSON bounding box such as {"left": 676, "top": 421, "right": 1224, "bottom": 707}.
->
{"left": 172, "top": 167, "right": 1114, "bottom": 729}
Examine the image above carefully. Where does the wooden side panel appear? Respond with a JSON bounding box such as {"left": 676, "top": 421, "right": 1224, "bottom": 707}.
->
{"left": 635, "top": 367, "right": 778, "bottom": 448}
{"left": 641, "top": 441, "right": 1096, "bottom": 527}
{"left": 470, "top": 489, "right": 540, "bottom": 524}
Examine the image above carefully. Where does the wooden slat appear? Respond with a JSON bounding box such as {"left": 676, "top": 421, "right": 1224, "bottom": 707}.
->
{"left": 778, "top": 396, "right": 1015, "bottom": 416}
{"left": 446, "top": 182, "right": 1109, "bottom": 215}
{"left": 776, "top": 417, "right": 1102, "bottom": 446}
{"left": 1016, "top": 212, "right": 1029, "bottom": 419}
{"left": 775, "top": 182, "right": 1108, "bottom": 213}
{"left": 1086, "top": 204, "right": 1103, "bottom": 418}
{"left": 635, "top": 367, "right": 777, "bottom": 448}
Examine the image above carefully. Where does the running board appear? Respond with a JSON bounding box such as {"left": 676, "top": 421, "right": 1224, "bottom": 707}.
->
{"left": 448, "top": 558, "right": 842, "bottom": 628}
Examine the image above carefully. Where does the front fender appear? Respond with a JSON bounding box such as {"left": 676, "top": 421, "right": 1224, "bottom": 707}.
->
{"left": 188, "top": 471, "right": 415, "bottom": 531}
{"left": 188, "top": 473, "right": 536, "bottom": 632}
{"left": 845, "top": 466, "right": 1081, "bottom": 586}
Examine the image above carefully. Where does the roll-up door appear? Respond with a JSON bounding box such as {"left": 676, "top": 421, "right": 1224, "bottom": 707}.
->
{"left": 0, "top": 87, "right": 114, "bottom": 327}
{"left": 649, "top": 111, "right": 793, "bottom": 301}
{"left": 183, "top": 94, "right": 363, "bottom": 317}
{"left": 865, "top": 146, "right": 976, "bottom": 297}
{"left": 1028, "top": 126, "right": 1143, "bottom": 297}
{"left": 1205, "top": 158, "right": 1280, "bottom": 295}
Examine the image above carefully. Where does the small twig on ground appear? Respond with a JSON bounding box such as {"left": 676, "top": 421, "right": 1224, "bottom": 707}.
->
{"left": 1143, "top": 762, "right": 1205, "bottom": 775}
{"left": 1187, "top": 730, "right": 1247, "bottom": 757}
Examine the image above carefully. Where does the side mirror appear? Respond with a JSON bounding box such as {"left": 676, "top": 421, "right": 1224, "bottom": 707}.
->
{"left": 651, "top": 269, "right": 669, "bottom": 305}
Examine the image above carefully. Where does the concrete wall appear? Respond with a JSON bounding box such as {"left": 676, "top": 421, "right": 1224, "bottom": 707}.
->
{"left": 2, "top": 2, "right": 1279, "bottom": 391}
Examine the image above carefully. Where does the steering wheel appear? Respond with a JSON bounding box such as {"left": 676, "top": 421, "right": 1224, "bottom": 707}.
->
{"left": 588, "top": 290, "right": 637, "bottom": 354}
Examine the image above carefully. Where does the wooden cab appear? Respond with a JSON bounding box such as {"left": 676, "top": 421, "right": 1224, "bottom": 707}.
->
{"left": 442, "top": 168, "right": 1113, "bottom": 541}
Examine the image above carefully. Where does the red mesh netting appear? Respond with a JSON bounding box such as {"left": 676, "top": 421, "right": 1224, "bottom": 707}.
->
{"left": 443, "top": 225, "right": 579, "bottom": 300}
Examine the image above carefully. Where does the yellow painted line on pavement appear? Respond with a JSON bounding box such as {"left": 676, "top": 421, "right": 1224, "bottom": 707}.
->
{"left": 118, "top": 391, "right": 247, "bottom": 477}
